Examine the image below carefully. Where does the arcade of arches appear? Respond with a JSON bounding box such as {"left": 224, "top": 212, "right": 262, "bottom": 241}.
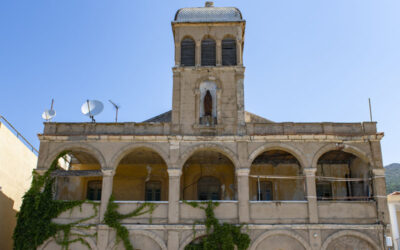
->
{"left": 54, "top": 148, "right": 372, "bottom": 203}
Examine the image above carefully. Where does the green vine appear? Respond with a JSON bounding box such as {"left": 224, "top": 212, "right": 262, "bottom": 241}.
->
{"left": 183, "top": 201, "right": 250, "bottom": 250}
{"left": 13, "top": 152, "right": 99, "bottom": 250}
{"left": 104, "top": 195, "right": 157, "bottom": 250}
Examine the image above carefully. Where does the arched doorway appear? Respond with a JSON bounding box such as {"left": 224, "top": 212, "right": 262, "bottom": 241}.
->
{"left": 54, "top": 150, "right": 102, "bottom": 201}
{"left": 249, "top": 150, "right": 305, "bottom": 201}
{"left": 316, "top": 150, "right": 372, "bottom": 201}
{"left": 181, "top": 150, "right": 236, "bottom": 200}
{"left": 112, "top": 148, "right": 169, "bottom": 201}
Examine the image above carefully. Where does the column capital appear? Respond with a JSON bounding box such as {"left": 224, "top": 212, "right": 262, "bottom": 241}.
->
{"left": 303, "top": 168, "right": 317, "bottom": 176}
{"left": 34, "top": 168, "right": 47, "bottom": 175}
{"left": 102, "top": 169, "right": 115, "bottom": 177}
{"left": 237, "top": 168, "right": 250, "bottom": 176}
{"left": 372, "top": 168, "right": 385, "bottom": 177}
{"left": 168, "top": 169, "right": 182, "bottom": 177}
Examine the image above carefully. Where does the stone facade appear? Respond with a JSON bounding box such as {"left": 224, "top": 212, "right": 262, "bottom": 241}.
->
{"left": 36, "top": 3, "right": 390, "bottom": 250}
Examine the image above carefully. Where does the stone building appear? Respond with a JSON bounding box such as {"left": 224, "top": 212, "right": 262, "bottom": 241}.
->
{"left": 36, "top": 2, "right": 390, "bottom": 250}
{"left": 0, "top": 117, "right": 37, "bottom": 250}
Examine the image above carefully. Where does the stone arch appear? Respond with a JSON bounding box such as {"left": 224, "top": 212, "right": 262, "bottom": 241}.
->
{"left": 194, "top": 75, "right": 223, "bottom": 90}
{"left": 180, "top": 35, "right": 196, "bottom": 43}
{"left": 110, "top": 142, "right": 170, "bottom": 170}
{"left": 42, "top": 143, "right": 106, "bottom": 169}
{"left": 311, "top": 143, "right": 372, "bottom": 169}
{"left": 179, "top": 230, "right": 208, "bottom": 250}
{"left": 249, "top": 230, "right": 311, "bottom": 250}
{"left": 107, "top": 229, "right": 167, "bottom": 250}
{"left": 39, "top": 229, "right": 98, "bottom": 250}
{"left": 178, "top": 143, "right": 239, "bottom": 170}
{"left": 248, "top": 143, "right": 307, "bottom": 168}
{"left": 321, "top": 230, "right": 380, "bottom": 250}
{"left": 222, "top": 34, "right": 237, "bottom": 40}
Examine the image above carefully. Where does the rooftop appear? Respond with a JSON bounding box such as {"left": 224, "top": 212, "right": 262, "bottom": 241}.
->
{"left": 174, "top": 2, "right": 243, "bottom": 23}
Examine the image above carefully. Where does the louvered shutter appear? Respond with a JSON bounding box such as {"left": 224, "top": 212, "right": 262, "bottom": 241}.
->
{"left": 222, "top": 39, "right": 237, "bottom": 66}
{"left": 181, "top": 39, "right": 195, "bottom": 66}
{"left": 201, "top": 39, "right": 216, "bottom": 66}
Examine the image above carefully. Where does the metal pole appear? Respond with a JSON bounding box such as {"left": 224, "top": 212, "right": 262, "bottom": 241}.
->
{"left": 368, "top": 98, "right": 373, "bottom": 122}
{"left": 257, "top": 176, "right": 261, "bottom": 201}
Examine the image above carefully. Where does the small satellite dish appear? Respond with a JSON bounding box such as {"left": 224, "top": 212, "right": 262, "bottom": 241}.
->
{"left": 42, "top": 99, "right": 56, "bottom": 122}
{"left": 42, "top": 109, "right": 56, "bottom": 121}
{"left": 81, "top": 100, "right": 103, "bottom": 122}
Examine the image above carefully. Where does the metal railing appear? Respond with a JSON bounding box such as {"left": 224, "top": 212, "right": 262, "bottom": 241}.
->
{"left": 0, "top": 115, "right": 39, "bottom": 155}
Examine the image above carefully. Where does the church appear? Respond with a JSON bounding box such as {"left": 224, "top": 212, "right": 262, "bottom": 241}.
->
{"left": 35, "top": 2, "right": 390, "bottom": 249}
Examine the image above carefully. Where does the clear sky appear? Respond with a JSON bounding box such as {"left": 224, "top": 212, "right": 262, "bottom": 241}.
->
{"left": 0, "top": 1, "right": 399, "bottom": 165}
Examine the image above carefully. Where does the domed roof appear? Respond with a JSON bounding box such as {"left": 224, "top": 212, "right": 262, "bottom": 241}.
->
{"left": 174, "top": 2, "right": 243, "bottom": 23}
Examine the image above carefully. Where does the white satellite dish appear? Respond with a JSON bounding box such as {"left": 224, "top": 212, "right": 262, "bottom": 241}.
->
{"left": 42, "top": 109, "right": 56, "bottom": 121}
{"left": 81, "top": 100, "right": 104, "bottom": 122}
{"left": 42, "top": 99, "right": 56, "bottom": 122}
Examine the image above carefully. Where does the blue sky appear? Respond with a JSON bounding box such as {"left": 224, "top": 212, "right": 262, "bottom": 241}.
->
{"left": 0, "top": 1, "right": 399, "bottom": 165}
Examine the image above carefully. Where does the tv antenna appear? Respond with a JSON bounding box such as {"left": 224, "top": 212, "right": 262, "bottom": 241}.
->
{"left": 81, "top": 100, "right": 104, "bottom": 122}
{"left": 42, "top": 99, "right": 56, "bottom": 122}
{"left": 109, "top": 100, "right": 120, "bottom": 123}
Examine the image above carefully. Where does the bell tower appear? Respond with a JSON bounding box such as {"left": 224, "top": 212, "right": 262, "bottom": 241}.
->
{"left": 171, "top": 2, "right": 246, "bottom": 135}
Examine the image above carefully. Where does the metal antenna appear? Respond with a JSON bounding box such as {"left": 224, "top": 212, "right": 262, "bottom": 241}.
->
{"left": 368, "top": 98, "right": 373, "bottom": 122}
{"left": 109, "top": 100, "right": 120, "bottom": 123}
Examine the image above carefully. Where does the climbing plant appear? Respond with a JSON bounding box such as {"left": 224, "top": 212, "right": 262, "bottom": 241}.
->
{"left": 184, "top": 201, "right": 250, "bottom": 250}
{"left": 13, "top": 152, "right": 99, "bottom": 250}
{"left": 104, "top": 195, "right": 157, "bottom": 250}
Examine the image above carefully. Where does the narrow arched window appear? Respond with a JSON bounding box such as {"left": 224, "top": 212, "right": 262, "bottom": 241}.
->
{"left": 197, "top": 176, "right": 220, "bottom": 200}
{"left": 201, "top": 39, "right": 216, "bottom": 66}
{"left": 222, "top": 39, "right": 237, "bottom": 66}
{"left": 181, "top": 38, "right": 195, "bottom": 66}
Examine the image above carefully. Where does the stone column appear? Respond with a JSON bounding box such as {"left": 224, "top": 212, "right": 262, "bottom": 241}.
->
{"left": 216, "top": 40, "right": 222, "bottom": 66}
{"left": 195, "top": 40, "right": 201, "bottom": 66}
{"left": 167, "top": 231, "right": 180, "bottom": 250}
{"left": 304, "top": 168, "right": 318, "bottom": 223}
{"left": 99, "top": 169, "right": 114, "bottom": 222}
{"left": 175, "top": 42, "right": 180, "bottom": 66}
{"left": 236, "top": 40, "right": 243, "bottom": 66}
{"left": 168, "top": 169, "right": 181, "bottom": 223}
{"left": 372, "top": 169, "right": 391, "bottom": 225}
{"left": 237, "top": 168, "right": 250, "bottom": 223}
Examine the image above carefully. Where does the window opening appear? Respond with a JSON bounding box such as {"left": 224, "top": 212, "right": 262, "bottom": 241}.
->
{"left": 181, "top": 38, "right": 195, "bottom": 66}
{"left": 257, "top": 180, "right": 273, "bottom": 201}
{"left": 145, "top": 181, "right": 161, "bottom": 201}
{"left": 201, "top": 39, "right": 216, "bottom": 66}
{"left": 86, "top": 180, "right": 102, "bottom": 201}
{"left": 222, "top": 39, "right": 237, "bottom": 66}
{"left": 197, "top": 176, "right": 221, "bottom": 200}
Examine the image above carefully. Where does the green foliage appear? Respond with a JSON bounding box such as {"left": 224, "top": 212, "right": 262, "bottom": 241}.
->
{"left": 13, "top": 152, "right": 99, "bottom": 250}
{"left": 104, "top": 195, "right": 157, "bottom": 250}
{"left": 183, "top": 201, "right": 250, "bottom": 250}
{"left": 385, "top": 163, "right": 400, "bottom": 194}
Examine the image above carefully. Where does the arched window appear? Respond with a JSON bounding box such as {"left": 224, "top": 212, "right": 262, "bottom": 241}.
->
{"left": 222, "top": 39, "right": 237, "bottom": 66}
{"left": 201, "top": 39, "right": 216, "bottom": 66}
{"left": 197, "top": 176, "right": 221, "bottom": 200}
{"left": 181, "top": 38, "right": 195, "bottom": 66}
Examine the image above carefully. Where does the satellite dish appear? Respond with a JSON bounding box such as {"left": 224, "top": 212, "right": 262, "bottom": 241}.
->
{"left": 42, "top": 109, "right": 56, "bottom": 121}
{"left": 42, "top": 99, "right": 56, "bottom": 122}
{"left": 81, "top": 100, "right": 103, "bottom": 122}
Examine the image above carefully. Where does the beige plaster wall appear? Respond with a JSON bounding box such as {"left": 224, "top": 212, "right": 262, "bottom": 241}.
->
{"left": 0, "top": 122, "right": 37, "bottom": 250}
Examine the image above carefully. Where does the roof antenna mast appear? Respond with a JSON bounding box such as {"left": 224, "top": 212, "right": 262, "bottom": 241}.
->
{"left": 109, "top": 100, "right": 120, "bottom": 123}
{"left": 368, "top": 98, "right": 373, "bottom": 122}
